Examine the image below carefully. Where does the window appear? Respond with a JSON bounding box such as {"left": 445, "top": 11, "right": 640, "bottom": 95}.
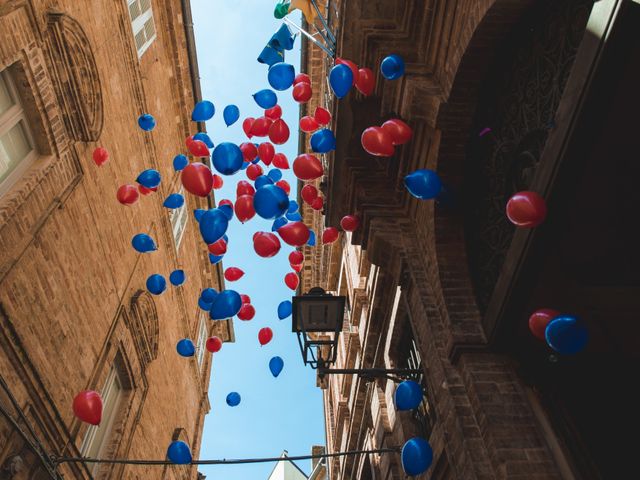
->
{"left": 194, "top": 313, "right": 208, "bottom": 370}
{"left": 127, "top": 0, "right": 156, "bottom": 57}
{"left": 80, "top": 368, "right": 124, "bottom": 470}
{"left": 0, "top": 69, "right": 36, "bottom": 195}
{"left": 169, "top": 188, "right": 188, "bottom": 251}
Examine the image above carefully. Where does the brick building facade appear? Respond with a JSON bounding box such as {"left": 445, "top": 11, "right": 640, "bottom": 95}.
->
{"left": 300, "top": 0, "right": 640, "bottom": 479}
{"left": 0, "top": 1, "right": 231, "bottom": 478}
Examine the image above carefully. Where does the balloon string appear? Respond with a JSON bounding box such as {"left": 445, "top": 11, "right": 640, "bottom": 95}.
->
{"left": 53, "top": 447, "right": 400, "bottom": 466}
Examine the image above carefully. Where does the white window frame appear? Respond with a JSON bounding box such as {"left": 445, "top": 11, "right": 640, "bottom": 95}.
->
{"left": 80, "top": 368, "right": 124, "bottom": 471}
{"left": 127, "top": 0, "right": 157, "bottom": 58}
{"left": 195, "top": 312, "right": 208, "bottom": 370}
{"left": 169, "top": 187, "right": 188, "bottom": 251}
{"left": 0, "top": 69, "right": 37, "bottom": 197}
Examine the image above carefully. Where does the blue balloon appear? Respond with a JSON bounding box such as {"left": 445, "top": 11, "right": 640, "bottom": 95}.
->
{"left": 394, "top": 380, "right": 423, "bottom": 411}
{"left": 226, "top": 391, "right": 241, "bottom": 407}
{"left": 194, "top": 209, "right": 206, "bottom": 222}
{"left": 404, "top": 169, "right": 442, "bottom": 200}
{"left": 191, "top": 100, "right": 215, "bottom": 121}
{"left": 199, "top": 209, "right": 229, "bottom": 244}
{"left": 173, "top": 154, "right": 188, "bottom": 171}
{"left": 545, "top": 316, "right": 588, "bottom": 355}
{"left": 267, "top": 168, "right": 283, "bottom": 182}
{"left": 209, "top": 253, "right": 224, "bottom": 264}
{"left": 223, "top": 234, "right": 229, "bottom": 243}
{"left": 277, "top": 300, "right": 292, "bottom": 320}
{"left": 169, "top": 269, "right": 186, "bottom": 286}
{"left": 212, "top": 142, "right": 244, "bottom": 175}
{"left": 146, "top": 274, "right": 166, "bottom": 295}
{"left": 198, "top": 297, "right": 212, "bottom": 311}
{"left": 218, "top": 203, "right": 234, "bottom": 220}
{"left": 167, "top": 441, "right": 192, "bottom": 464}
{"left": 210, "top": 290, "right": 242, "bottom": 320}
{"left": 131, "top": 233, "right": 157, "bottom": 253}
{"left": 136, "top": 169, "right": 161, "bottom": 188}
{"left": 307, "top": 230, "right": 316, "bottom": 246}
{"left": 286, "top": 211, "right": 302, "bottom": 222}
{"left": 310, "top": 129, "right": 336, "bottom": 153}
{"left": 401, "top": 438, "right": 433, "bottom": 476}
{"left": 253, "top": 89, "right": 278, "bottom": 109}
{"left": 255, "top": 175, "right": 274, "bottom": 189}
{"left": 241, "top": 161, "right": 249, "bottom": 170}
{"left": 254, "top": 184, "right": 289, "bottom": 220}
{"left": 269, "top": 356, "right": 284, "bottom": 377}
{"left": 268, "top": 62, "right": 296, "bottom": 91}
{"left": 193, "top": 132, "right": 215, "bottom": 148}
{"left": 163, "top": 193, "right": 184, "bottom": 209}
{"left": 137, "top": 113, "right": 156, "bottom": 131}
{"left": 288, "top": 200, "right": 299, "bottom": 214}
{"left": 329, "top": 64, "right": 353, "bottom": 98}
{"left": 381, "top": 54, "right": 405, "bottom": 80}
{"left": 176, "top": 338, "right": 195, "bottom": 357}
{"left": 272, "top": 217, "right": 288, "bottom": 231}
{"left": 223, "top": 105, "right": 240, "bottom": 126}
{"left": 200, "top": 288, "right": 218, "bottom": 304}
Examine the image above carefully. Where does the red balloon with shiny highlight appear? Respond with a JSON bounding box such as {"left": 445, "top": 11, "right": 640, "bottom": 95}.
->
{"left": 246, "top": 163, "right": 263, "bottom": 181}
{"left": 138, "top": 184, "right": 157, "bottom": 195}
{"left": 224, "top": 267, "right": 244, "bottom": 282}
{"left": 294, "top": 73, "right": 311, "bottom": 85}
{"left": 240, "top": 142, "right": 258, "bottom": 162}
{"left": 73, "top": 391, "right": 103, "bottom": 425}
{"left": 301, "top": 184, "right": 318, "bottom": 204}
{"left": 340, "top": 215, "right": 360, "bottom": 232}
{"left": 235, "top": 195, "right": 256, "bottom": 223}
{"left": 289, "top": 251, "right": 304, "bottom": 266}
{"left": 238, "top": 303, "right": 255, "bottom": 321}
{"left": 314, "top": 107, "right": 331, "bottom": 126}
{"left": 381, "top": 119, "right": 413, "bottom": 145}
{"left": 506, "top": 191, "right": 547, "bottom": 227}
{"left": 322, "top": 227, "right": 340, "bottom": 244}
{"left": 275, "top": 180, "right": 291, "bottom": 195}
{"left": 181, "top": 162, "right": 213, "bottom": 197}
{"left": 300, "top": 116, "right": 319, "bottom": 133}
{"left": 92, "top": 147, "right": 109, "bottom": 166}
{"left": 292, "top": 82, "right": 312, "bottom": 103}
{"left": 253, "top": 232, "right": 281, "bottom": 258}
{"left": 258, "top": 142, "right": 275, "bottom": 166}
{"left": 293, "top": 154, "right": 323, "bottom": 180}
{"left": 250, "top": 117, "right": 272, "bottom": 137}
{"left": 269, "top": 119, "right": 290, "bottom": 145}
{"left": 278, "top": 221, "right": 310, "bottom": 247}
{"left": 212, "top": 174, "right": 224, "bottom": 190}
{"left": 355, "top": 67, "right": 375, "bottom": 96}
{"left": 284, "top": 272, "right": 299, "bottom": 290}
{"left": 117, "top": 184, "right": 139, "bottom": 205}
{"left": 258, "top": 327, "right": 273, "bottom": 346}
{"left": 236, "top": 180, "right": 255, "bottom": 197}
{"left": 265, "top": 104, "right": 282, "bottom": 120}
{"left": 272, "top": 153, "right": 290, "bottom": 169}
{"left": 206, "top": 336, "right": 223, "bottom": 353}
{"left": 310, "top": 196, "right": 324, "bottom": 210}
{"left": 528, "top": 309, "right": 560, "bottom": 341}
{"left": 242, "top": 117, "right": 255, "bottom": 138}
{"left": 361, "top": 127, "right": 395, "bottom": 156}
{"left": 240, "top": 294, "right": 251, "bottom": 304}
{"left": 188, "top": 139, "right": 210, "bottom": 157}
{"left": 208, "top": 239, "right": 227, "bottom": 256}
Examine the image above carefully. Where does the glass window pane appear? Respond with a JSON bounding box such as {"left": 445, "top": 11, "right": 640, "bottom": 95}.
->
{"left": 134, "top": 29, "right": 146, "bottom": 51}
{"left": 140, "top": 0, "right": 152, "bottom": 14}
{"left": 143, "top": 17, "right": 155, "bottom": 40}
{"left": 128, "top": 0, "right": 141, "bottom": 21}
{"left": 0, "top": 75, "right": 15, "bottom": 117}
{"left": 0, "top": 121, "right": 32, "bottom": 184}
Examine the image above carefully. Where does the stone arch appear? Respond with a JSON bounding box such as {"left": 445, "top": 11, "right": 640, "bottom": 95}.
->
{"left": 431, "top": 0, "right": 592, "bottom": 344}
{"left": 45, "top": 12, "right": 103, "bottom": 142}
{"left": 128, "top": 290, "right": 159, "bottom": 369}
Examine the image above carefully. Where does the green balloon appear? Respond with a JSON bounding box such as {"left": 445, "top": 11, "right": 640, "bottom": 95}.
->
{"left": 274, "top": 2, "right": 290, "bottom": 19}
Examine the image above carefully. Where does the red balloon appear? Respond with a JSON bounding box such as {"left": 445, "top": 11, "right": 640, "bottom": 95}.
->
{"left": 294, "top": 73, "right": 311, "bottom": 85}
{"left": 529, "top": 308, "right": 560, "bottom": 341}
{"left": 238, "top": 303, "right": 256, "bottom": 321}
{"left": 116, "top": 184, "right": 139, "bottom": 205}
{"left": 258, "top": 327, "right": 273, "bottom": 346}
{"left": 206, "top": 336, "right": 223, "bottom": 353}
{"left": 235, "top": 195, "right": 256, "bottom": 223}
{"left": 265, "top": 104, "right": 282, "bottom": 120}
{"left": 301, "top": 184, "right": 318, "bottom": 204}
{"left": 272, "top": 153, "right": 290, "bottom": 169}
{"left": 322, "top": 227, "right": 340, "bottom": 244}
{"left": 314, "top": 107, "right": 332, "bottom": 126}
{"left": 250, "top": 117, "right": 272, "bottom": 137}
{"left": 269, "top": 119, "right": 290, "bottom": 145}
{"left": 292, "top": 263, "right": 303, "bottom": 272}
{"left": 185, "top": 135, "right": 195, "bottom": 149}
{"left": 212, "top": 174, "right": 224, "bottom": 190}
{"left": 381, "top": 119, "right": 413, "bottom": 145}
{"left": 293, "top": 154, "right": 323, "bottom": 180}
{"left": 240, "top": 294, "right": 251, "bottom": 304}
{"left": 361, "top": 127, "right": 395, "bottom": 156}
{"left": 138, "top": 184, "right": 157, "bottom": 195}
{"left": 278, "top": 221, "right": 310, "bottom": 247}
{"left": 506, "top": 191, "right": 547, "bottom": 227}
{"left": 253, "top": 232, "right": 281, "bottom": 258}
{"left": 355, "top": 67, "right": 375, "bottom": 96}
{"left": 73, "top": 390, "right": 103, "bottom": 425}
{"left": 208, "top": 238, "right": 227, "bottom": 256}
{"left": 188, "top": 139, "right": 210, "bottom": 157}
{"left": 284, "top": 272, "right": 299, "bottom": 290}
{"left": 275, "top": 180, "right": 291, "bottom": 195}
{"left": 310, "top": 196, "right": 324, "bottom": 210}
{"left": 340, "top": 214, "right": 360, "bottom": 232}
{"left": 336, "top": 58, "right": 359, "bottom": 85}
{"left": 246, "top": 163, "right": 264, "bottom": 181}
{"left": 181, "top": 162, "right": 213, "bottom": 197}
{"left": 300, "top": 116, "right": 319, "bottom": 133}
{"left": 219, "top": 198, "right": 233, "bottom": 209}
{"left": 292, "top": 82, "right": 312, "bottom": 103}
{"left": 92, "top": 147, "right": 109, "bottom": 166}
{"left": 240, "top": 142, "right": 258, "bottom": 162}
{"left": 258, "top": 142, "right": 275, "bottom": 166}
{"left": 243, "top": 117, "right": 255, "bottom": 138}
{"left": 236, "top": 180, "right": 255, "bottom": 197}
{"left": 289, "top": 250, "right": 304, "bottom": 266}
{"left": 224, "top": 267, "right": 245, "bottom": 282}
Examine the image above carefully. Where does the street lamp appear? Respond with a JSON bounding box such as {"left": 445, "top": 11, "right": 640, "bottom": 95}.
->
{"left": 292, "top": 288, "right": 422, "bottom": 381}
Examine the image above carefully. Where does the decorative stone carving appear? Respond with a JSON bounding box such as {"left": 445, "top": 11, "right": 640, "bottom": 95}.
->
{"left": 45, "top": 13, "right": 103, "bottom": 142}
{"left": 128, "top": 290, "right": 159, "bottom": 369}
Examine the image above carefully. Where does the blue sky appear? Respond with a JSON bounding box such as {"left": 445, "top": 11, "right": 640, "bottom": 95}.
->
{"left": 190, "top": 2, "right": 325, "bottom": 478}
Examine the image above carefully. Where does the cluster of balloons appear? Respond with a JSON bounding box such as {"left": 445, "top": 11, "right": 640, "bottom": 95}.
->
{"left": 300, "top": 107, "right": 331, "bottom": 133}
{"left": 361, "top": 118, "right": 412, "bottom": 157}
{"left": 528, "top": 309, "right": 588, "bottom": 355}
{"left": 329, "top": 57, "right": 375, "bottom": 98}
{"left": 300, "top": 184, "right": 323, "bottom": 211}
{"left": 292, "top": 73, "right": 312, "bottom": 103}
